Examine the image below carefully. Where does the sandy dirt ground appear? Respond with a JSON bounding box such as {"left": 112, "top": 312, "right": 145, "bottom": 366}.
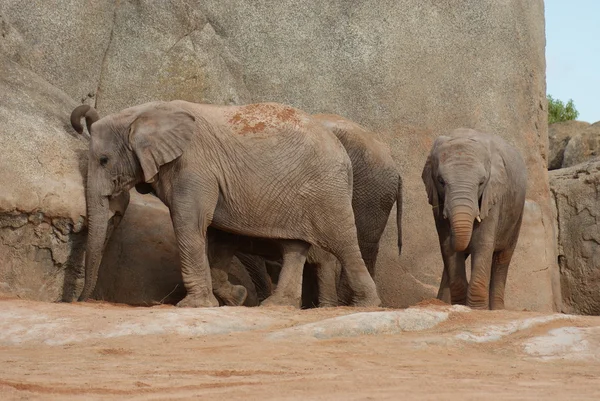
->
{"left": 1, "top": 296, "right": 600, "bottom": 400}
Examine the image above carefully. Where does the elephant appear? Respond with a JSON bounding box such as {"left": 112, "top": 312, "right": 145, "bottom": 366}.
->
{"left": 421, "top": 128, "right": 527, "bottom": 310}
{"left": 70, "top": 101, "right": 381, "bottom": 309}
{"left": 229, "top": 114, "right": 403, "bottom": 307}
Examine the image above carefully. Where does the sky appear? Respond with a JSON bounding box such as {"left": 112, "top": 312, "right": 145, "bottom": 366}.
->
{"left": 545, "top": 0, "right": 600, "bottom": 123}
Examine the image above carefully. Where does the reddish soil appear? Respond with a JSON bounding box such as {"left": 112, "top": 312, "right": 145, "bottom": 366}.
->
{"left": 1, "top": 298, "right": 599, "bottom": 400}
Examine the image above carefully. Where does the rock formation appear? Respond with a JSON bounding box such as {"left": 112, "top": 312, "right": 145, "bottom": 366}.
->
{"left": 548, "top": 120, "right": 591, "bottom": 170}
{"left": 550, "top": 159, "right": 600, "bottom": 315}
{"left": 0, "top": 1, "right": 559, "bottom": 311}
{"left": 562, "top": 122, "right": 600, "bottom": 169}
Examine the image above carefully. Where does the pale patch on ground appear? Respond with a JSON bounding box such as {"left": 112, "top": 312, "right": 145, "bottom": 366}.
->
{"left": 523, "top": 326, "right": 600, "bottom": 361}
{"left": 1, "top": 298, "right": 600, "bottom": 400}
{"left": 268, "top": 305, "right": 469, "bottom": 340}
{"left": 0, "top": 303, "right": 285, "bottom": 346}
{"left": 455, "top": 314, "right": 576, "bottom": 343}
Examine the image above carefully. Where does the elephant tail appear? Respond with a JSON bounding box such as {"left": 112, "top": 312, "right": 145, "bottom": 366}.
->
{"left": 396, "top": 173, "right": 403, "bottom": 256}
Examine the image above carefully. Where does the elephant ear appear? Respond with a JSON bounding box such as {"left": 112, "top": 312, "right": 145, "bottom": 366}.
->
{"left": 421, "top": 136, "right": 448, "bottom": 218}
{"left": 128, "top": 106, "right": 196, "bottom": 183}
{"left": 421, "top": 155, "right": 439, "bottom": 211}
{"left": 480, "top": 141, "right": 508, "bottom": 220}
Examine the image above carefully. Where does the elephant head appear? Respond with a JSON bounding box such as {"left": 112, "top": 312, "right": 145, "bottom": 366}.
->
{"left": 70, "top": 102, "right": 197, "bottom": 301}
{"left": 421, "top": 129, "right": 507, "bottom": 251}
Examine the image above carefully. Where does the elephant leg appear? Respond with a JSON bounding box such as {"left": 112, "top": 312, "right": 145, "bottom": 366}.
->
{"left": 436, "top": 266, "right": 451, "bottom": 304}
{"left": 172, "top": 188, "right": 219, "bottom": 308}
{"left": 265, "top": 259, "right": 282, "bottom": 286}
{"left": 306, "top": 247, "right": 339, "bottom": 307}
{"left": 260, "top": 240, "right": 309, "bottom": 308}
{"left": 316, "top": 261, "right": 339, "bottom": 307}
{"left": 467, "top": 247, "right": 494, "bottom": 310}
{"left": 438, "top": 253, "right": 468, "bottom": 305}
{"left": 334, "top": 247, "right": 380, "bottom": 307}
{"left": 236, "top": 253, "right": 273, "bottom": 302}
{"left": 211, "top": 268, "right": 248, "bottom": 306}
{"left": 489, "top": 213, "right": 523, "bottom": 310}
{"left": 336, "top": 267, "right": 354, "bottom": 306}
{"left": 358, "top": 240, "right": 379, "bottom": 278}
{"left": 436, "top": 221, "right": 468, "bottom": 305}
{"left": 488, "top": 251, "right": 512, "bottom": 310}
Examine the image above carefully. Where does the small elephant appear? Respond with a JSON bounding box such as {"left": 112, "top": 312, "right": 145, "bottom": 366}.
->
{"left": 70, "top": 101, "right": 381, "bottom": 309}
{"left": 421, "top": 128, "right": 527, "bottom": 310}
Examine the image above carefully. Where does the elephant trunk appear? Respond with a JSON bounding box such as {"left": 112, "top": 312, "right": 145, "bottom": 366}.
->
{"left": 70, "top": 104, "right": 100, "bottom": 135}
{"left": 78, "top": 193, "right": 110, "bottom": 302}
{"left": 445, "top": 184, "right": 479, "bottom": 252}
{"left": 450, "top": 207, "right": 475, "bottom": 252}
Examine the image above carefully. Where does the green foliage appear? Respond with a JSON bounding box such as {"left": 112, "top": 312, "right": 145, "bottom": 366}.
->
{"left": 547, "top": 94, "right": 579, "bottom": 124}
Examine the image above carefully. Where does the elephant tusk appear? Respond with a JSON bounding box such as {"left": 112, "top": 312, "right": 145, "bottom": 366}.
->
{"left": 476, "top": 215, "right": 481, "bottom": 223}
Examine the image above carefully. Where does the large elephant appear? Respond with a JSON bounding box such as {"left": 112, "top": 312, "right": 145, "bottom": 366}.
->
{"left": 70, "top": 101, "right": 381, "bottom": 308}
{"left": 421, "top": 128, "right": 527, "bottom": 310}
{"left": 229, "top": 114, "right": 403, "bottom": 307}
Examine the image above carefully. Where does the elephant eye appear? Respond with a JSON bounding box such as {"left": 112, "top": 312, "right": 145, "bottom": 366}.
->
{"left": 99, "top": 156, "right": 109, "bottom": 166}
{"left": 437, "top": 176, "right": 445, "bottom": 186}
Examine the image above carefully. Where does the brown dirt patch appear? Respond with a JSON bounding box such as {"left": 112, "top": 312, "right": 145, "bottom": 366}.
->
{"left": 1, "top": 300, "right": 600, "bottom": 400}
{"left": 228, "top": 103, "right": 302, "bottom": 135}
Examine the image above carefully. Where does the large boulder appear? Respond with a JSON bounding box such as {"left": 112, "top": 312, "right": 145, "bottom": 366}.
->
{"left": 0, "top": 1, "right": 251, "bottom": 113}
{"left": 0, "top": 57, "right": 87, "bottom": 301}
{"left": 550, "top": 159, "right": 600, "bottom": 315}
{"left": 548, "top": 120, "right": 590, "bottom": 170}
{"left": 562, "top": 122, "right": 600, "bottom": 169}
{"left": 0, "top": 58, "right": 172, "bottom": 303}
{"left": 0, "top": 1, "right": 559, "bottom": 311}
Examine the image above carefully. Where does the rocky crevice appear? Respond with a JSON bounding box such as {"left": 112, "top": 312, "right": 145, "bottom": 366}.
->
{"left": 550, "top": 159, "right": 600, "bottom": 315}
{"left": 0, "top": 211, "right": 86, "bottom": 302}
{"left": 94, "top": 0, "right": 120, "bottom": 111}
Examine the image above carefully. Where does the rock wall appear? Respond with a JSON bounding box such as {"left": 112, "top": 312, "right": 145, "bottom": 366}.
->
{"left": 0, "top": 57, "right": 87, "bottom": 301}
{"left": 0, "top": 1, "right": 559, "bottom": 311}
{"left": 548, "top": 121, "right": 591, "bottom": 170}
{"left": 563, "top": 123, "right": 600, "bottom": 169}
{"left": 550, "top": 160, "right": 600, "bottom": 315}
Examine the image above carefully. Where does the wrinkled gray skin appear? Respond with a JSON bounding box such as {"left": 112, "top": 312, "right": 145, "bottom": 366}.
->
{"left": 71, "top": 101, "right": 381, "bottom": 308}
{"left": 421, "top": 128, "right": 527, "bottom": 310}
{"left": 227, "top": 114, "right": 403, "bottom": 307}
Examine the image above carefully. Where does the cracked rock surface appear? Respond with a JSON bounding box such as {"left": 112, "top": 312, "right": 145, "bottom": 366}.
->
{"left": 550, "top": 159, "right": 600, "bottom": 314}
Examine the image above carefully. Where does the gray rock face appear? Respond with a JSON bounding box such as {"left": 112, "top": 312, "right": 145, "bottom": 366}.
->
{"left": 562, "top": 122, "right": 600, "bottom": 169}
{"left": 0, "top": 57, "right": 87, "bottom": 302}
{"left": 548, "top": 121, "right": 591, "bottom": 170}
{"left": 0, "top": 1, "right": 558, "bottom": 311}
{"left": 550, "top": 160, "right": 600, "bottom": 315}
{"left": 0, "top": 58, "right": 190, "bottom": 304}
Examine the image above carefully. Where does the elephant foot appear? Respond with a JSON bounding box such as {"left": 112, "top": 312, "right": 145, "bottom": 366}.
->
{"left": 351, "top": 295, "right": 382, "bottom": 308}
{"left": 220, "top": 285, "right": 248, "bottom": 306}
{"left": 351, "top": 289, "right": 382, "bottom": 307}
{"left": 465, "top": 301, "right": 489, "bottom": 310}
{"left": 489, "top": 299, "right": 505, "bottom": 310}
{"left": 260, "top": 293, "right": 300, "bottom": 308}
{"left": 176, "top": 293, "right": 219, "bottom": 308}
